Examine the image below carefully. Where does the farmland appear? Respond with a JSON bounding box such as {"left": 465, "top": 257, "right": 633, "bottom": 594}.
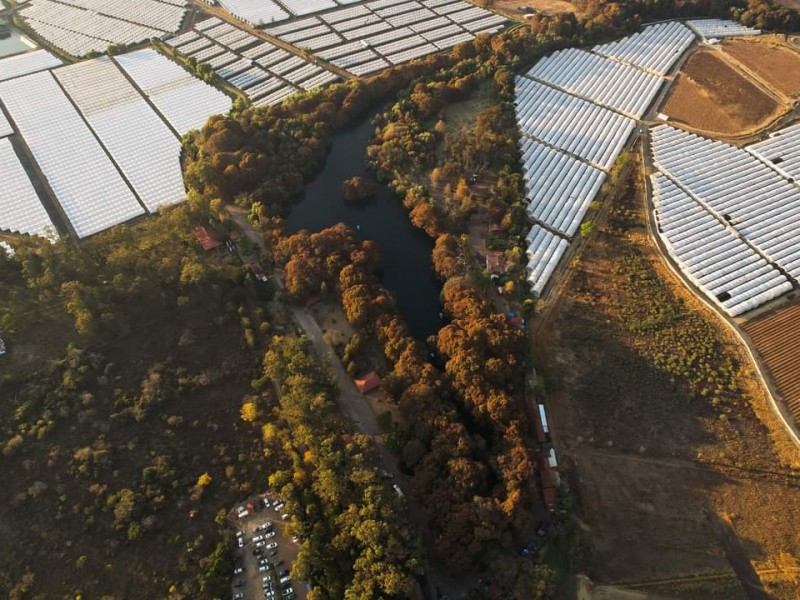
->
{"left": 722, "top": 36, "right": 800, "bottom": 97}
{"left": 742, "top": 302, "right": 800, "bottom": 426}
{"left": 536, "top": 168, "right": 800, "bottom": 598}
{"left": 662, "top": 49, "right": 782, "bottom": 136}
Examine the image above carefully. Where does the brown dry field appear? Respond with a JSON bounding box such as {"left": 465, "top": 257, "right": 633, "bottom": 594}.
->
{"left": 662, "top": 50, "right": 781, "bottom": 136}
{"left": 723, "top": 37, "right": 800, "bottom": 97}
{"left": 777, "top": 0, "right": 800, "bottom": 8}
{"left": 492, "top": 0, "right": 577, "bottom": 17}
{"left": 742, "top": 302, "right": 800, "bottom": 424}
{"left": 537, "top": 174, "right": 800, "bottom": 598}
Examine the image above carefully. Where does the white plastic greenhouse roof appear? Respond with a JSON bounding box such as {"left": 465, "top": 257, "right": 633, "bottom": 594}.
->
{"left": 0, "top": 138, "right": 56, "bottom": 239}
{"left": 0, "top": 109, "right": 12, "bottom": 138}
{"left": 593, "top": 21, "right": 695, "bottom": 76}
{"left": 525, "top": 225, "right": 570, "bottom": 297}
{"left": 114, "top": 49, "right": 232, "bottom": 135}
{"left": 519, "top": 138, "right": 606, "bottom": 239}
{"left": 747, "top": 122, "right": 800, "bottom": 183}
{"left": 19, "top": 0, "right": 186, "bottom": 57}
{"left": 0, "top": 71, "right": 145, "bottom": 238}
{"left": 514, "top": 76, "right": 636, "bottom": 170}
{"left": 652, "top": 173, "right": 791, "bottom": 316}
{"left": 650, "top": 125, "right": 800, "bottom": 284}
{"left": 526, "top": 47, "right": 664, "bottom": 118}
{"left": 54, "top": 57, "right": 186, "bottom": 212}
{"left": 686, "top": 19, "right": 760, "bottom": 39}
{"left": 0, "top": 49, "right": 62, "bottom": 82}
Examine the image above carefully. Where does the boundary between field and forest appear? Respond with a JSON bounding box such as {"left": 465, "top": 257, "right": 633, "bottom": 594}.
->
{"left": 638, "top": 130, "right": 800, "bottom": 451}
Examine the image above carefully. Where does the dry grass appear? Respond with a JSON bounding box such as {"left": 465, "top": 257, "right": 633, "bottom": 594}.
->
{"left": 723, "top": 37, "right": 800, "bottom": 97}
{"left": 536, "top": 171, "right": 800, "bottom": 597}
{"left": 490, "top": 0, "right": 577, "bottom": 17}
{"left": 662, "top": 50, "right": 781, "bottom": 136}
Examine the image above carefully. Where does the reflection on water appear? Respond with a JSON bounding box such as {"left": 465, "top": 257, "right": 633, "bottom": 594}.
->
{"left": 286, "top": 116, "right": 442, "bottom": 341}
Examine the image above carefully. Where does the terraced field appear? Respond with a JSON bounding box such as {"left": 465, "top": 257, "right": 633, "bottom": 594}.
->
{"left": 743, "top": 301, "right": 800, "bottom": 424}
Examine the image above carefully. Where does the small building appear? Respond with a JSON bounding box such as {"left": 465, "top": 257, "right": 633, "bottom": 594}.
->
{"left": 486, "top": 250, "right": 506, "bottom": 274}
{"left": 192, "top": 225, "right": 222, "bottom": 251}
{"left": 354, "top": 371, "right": 381, "bottom": 395}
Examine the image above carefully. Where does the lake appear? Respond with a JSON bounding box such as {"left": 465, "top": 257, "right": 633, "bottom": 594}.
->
{"left": 286, "top": 115, "right": 443, "bottom": 341}
{"left": 0, "top": 20, "right": 36, "bottom": 58}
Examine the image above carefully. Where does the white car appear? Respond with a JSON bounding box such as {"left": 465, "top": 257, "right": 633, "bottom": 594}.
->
{"left": 253, "top": 535, "right": 264, "bottom": 543}
{"left": 233, "top": 567, "right": 243, "bottom": 575}
{"left": 237, "top": 537, "right": 244, "bottom": 548}
{"left": 279, "top": 576, "right": 290, "bottom": 584}
{"left": 265, "top": 531, "right": 276, "bottom": 539}
{"left": 273, "top": 502, "right": 285, "bottom": 512}
{"left": 262, "top": 575, "right": 272, "bottom": 583}
{"left": 255, "top": 541, "right": 266, "bottom": 548}
{"left": 259, "top": 564, "right": 268, "bottom": 572}
{"left": 266, "top": 542, "right": 278, "bottom": 550}
{"left": 281, "top": 513, "right": 290, "bottom": 521}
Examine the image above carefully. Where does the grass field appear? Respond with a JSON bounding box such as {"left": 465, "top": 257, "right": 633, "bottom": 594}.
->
{"left": 662, "top": 50, "right": 782, "bottom": 136}
{"left": 536, "top": 167, "right": 800, "bottom": 599}
{"left": 491, "top": 0, "right": 576, "bottom": 17}
{"left": 723, "top": 37, "right": 800, "bottom": 98}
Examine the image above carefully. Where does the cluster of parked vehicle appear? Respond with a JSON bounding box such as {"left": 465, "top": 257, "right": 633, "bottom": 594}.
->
{"left": 231, "top": 495, "right": 297, "bottom": 600}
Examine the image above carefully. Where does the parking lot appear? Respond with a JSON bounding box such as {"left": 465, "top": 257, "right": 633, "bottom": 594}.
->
{"left": 229, "top": 495, "right": 306, "bottom": 600}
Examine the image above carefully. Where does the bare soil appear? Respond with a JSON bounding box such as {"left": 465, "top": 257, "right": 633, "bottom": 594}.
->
{"left": 536, "top": 176, "right": 800, "bottom": 598}
{"left": 742, "top": 302, "right": 800, "bottom": 425}
{"left": 662, "top": 50, "right": 782, "bottom": 136}
{"left": 723, "top": 37, "right": 800, "bottom": 98}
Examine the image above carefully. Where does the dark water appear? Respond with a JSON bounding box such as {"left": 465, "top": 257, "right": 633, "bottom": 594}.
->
{"left": 286, "top": 116, "right": 442, "bottom": 340}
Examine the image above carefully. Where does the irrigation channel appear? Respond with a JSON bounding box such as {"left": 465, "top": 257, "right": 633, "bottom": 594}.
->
{"left": 286, "top": 114, "right": 442, "bottom": 341}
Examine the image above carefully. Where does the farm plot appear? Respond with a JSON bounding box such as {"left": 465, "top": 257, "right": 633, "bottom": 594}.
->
{"left": 166, "top": 17, "right": 339, "bottom": 107}
{"left": 742, "top": 302, "right": 800, "bottom": 426}
{"left": 19, "top": 0, "right": 187, "bottom": 57}
{"left": 661, "top": 50, "right": 781, "bottom": 136}
{"left": 265, "top": 0, "right": 506, "bottom": 76}
{"left": 537, "top": 182, "right": 800, "bottom": 600}
{"left": 722, "top": 37, "right": 800, "bottom": 97}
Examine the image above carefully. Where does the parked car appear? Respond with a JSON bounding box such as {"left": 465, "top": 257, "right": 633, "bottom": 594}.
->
{"left": 279, "top": 576, "right": 290, "bottom": 584}
{"left": 262, "top": 575, "right": 272, "bottom": 583}
{"left": 265, "top": 531, "right": 276, "bottom": 539}
{"left": 233, "top": 567, "right": 243, "bottom": 575}
{"left": 392, "top": 484, "right": 405, "bottom": 498}
{"left": 262, "top": 497, "right": 271, "bottom": 509}
{"left": 236, "top": 530, "right": 245, "bottom": 538}
{"left": 233, "top": 594, "right": 244, "bottom": 600}
{"left": 255, "top": 541, "right": 266, "bottom": 548}
{"left": 253, "top": 535, "right": 264, "bottom": 543}
{"left": 291, "top": 535, "right": 299, "bottom": 543}
{"left": 281, "top": 513, "right": 290, "bottom": 521}
{"left": 273, "top": 502, "right": 285, "bottom": 512}
{"left": 237, "top": 537, "right": 244, "bottom": 548}
{"left": 266, "top": 542, "right": 278, "bottom": 550}
{"left": 259, "top": 564, "right": 269, "bottom": 573}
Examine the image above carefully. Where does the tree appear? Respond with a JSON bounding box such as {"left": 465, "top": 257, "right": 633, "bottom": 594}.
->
{"left": 240, "top": 402, "right": 259, "bottom": 422}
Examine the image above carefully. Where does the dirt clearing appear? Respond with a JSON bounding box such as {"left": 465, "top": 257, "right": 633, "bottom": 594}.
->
{"left": 536, "top": 167, "right": 800, "bottom": 598}
{"left": 661, "top": 50, "right": 782, "bottom": 137}
{"left": 723, "top": 37, "right": 800, "bottom": 98}
{"left": 492, "top": 0, "right": 577, "bottom": 17}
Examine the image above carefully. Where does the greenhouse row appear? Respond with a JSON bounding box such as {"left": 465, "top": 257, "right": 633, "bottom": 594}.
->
{"left": 593, "top": 21, "right": 695, "bottom": 76}
{"left": 526, "top": 47, "right": 664, "bottom": 119}
{"left": 652, "top": 173, "right": 792, "bottom": 317}
{"left": 525, "top": 226, "right": 571, "bottom": 298}
{"left": 20, "top": 0, "right": 185, "bottom": 57}
{"left": 520, "top": 139, "right": 606, "bottom": 239}
{"left": 747, "top": 122, "right": 800, "bottom": 183}
{"left": 650, "top": 125, "right": 800, "bottom": 282}
{"left": 686, "top": 18, "right": 760, "bottom": 38}
{"left": 0, "top": 49, "right": 62, "bottom": 82}
{"left": 0, "top": 71, "right": 146, "bottom": 239}
{"left": 0, "top": 138, "right": 56, "bottom": 240}
{"left": 514, "top": 76, "right": 636, "bottom": 170}
{"left": 54, "top": 57, "right": 186, "bottom": 213}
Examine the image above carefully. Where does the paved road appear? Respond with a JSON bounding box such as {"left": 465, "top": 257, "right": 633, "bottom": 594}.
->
{"left": 289, "top": 306, "right": 380, "bottom": 436}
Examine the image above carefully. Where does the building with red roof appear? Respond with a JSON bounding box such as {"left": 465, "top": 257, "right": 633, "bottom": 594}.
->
{"left": 354, "top": 371, "right": 381, "bottom": 395}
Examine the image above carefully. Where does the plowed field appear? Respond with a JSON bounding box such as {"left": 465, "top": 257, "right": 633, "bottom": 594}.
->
{"left": 662, "top": 50, "right": 781, "bottom": 136}
{"left": 723, "top": 38, "right": 800, "bottom": 97}
{"left": 743, "top": 302, "right": 800, "bottom": 424}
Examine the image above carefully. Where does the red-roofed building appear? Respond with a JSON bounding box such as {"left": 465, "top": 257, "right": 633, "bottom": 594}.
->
{"left": 486, "top": 250, "right": 506, "bottom": 274}
{"left": 193, "top": 225, "right": 222, "bottom": 251}
{"left": 354, "top": 371, "right": 381, "bottom": 395}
